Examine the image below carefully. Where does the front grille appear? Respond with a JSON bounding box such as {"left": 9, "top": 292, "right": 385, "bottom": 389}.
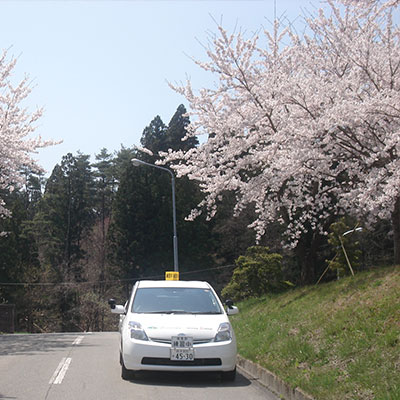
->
{"left": 141, "top": 357, "right": 222, "bottom": 367}
{"left": 150, "top": 338, "right": 213, "bottom": 345}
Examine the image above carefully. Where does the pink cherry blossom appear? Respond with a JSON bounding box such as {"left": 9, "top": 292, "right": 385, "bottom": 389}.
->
{"left": 0, "top": 51, "right": 57, "bottom": 218}
{"left": 160, "top": 0, "right": 400, "bottom": 263}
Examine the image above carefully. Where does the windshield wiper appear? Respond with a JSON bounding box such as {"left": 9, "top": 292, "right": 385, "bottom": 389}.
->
{"left": 142, "top": 310, "right": 193, "bottom": 314}
{"left": 191, "top": 311, "right": 222, "bottom": 315}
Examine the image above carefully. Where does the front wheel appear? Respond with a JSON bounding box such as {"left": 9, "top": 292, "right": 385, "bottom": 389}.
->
{"left": 221, "top": 367, "right": 236, "bottom": 381}
{"left": 121, "top": 356, "right": 135, "bottom": 380}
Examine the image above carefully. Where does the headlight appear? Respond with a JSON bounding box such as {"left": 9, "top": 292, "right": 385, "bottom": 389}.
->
{"left": 128, "top": 321, "right": 148, "bottom": 341}
{"left": 214, "top": 322, "right": 232, "bottom": 342}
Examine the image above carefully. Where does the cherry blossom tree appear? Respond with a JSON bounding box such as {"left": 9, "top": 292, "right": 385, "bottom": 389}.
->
{"left": 0, "top": 51, "right": 54, "bottom": 219}
{"left": 161, "top": 0, "right": 400, "bottom": 280}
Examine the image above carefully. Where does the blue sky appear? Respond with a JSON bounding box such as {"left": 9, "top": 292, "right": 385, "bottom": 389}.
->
{"left": 0, "top": 0, "right": 317, "bottom": 174}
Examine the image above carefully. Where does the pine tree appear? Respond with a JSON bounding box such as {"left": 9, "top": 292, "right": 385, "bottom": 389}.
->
{"left": 32, "top": 152, "right": 96, "bottom": 331}
{"left": 164, "top": 104, "right": 198, "bottom": 151}
{"left": 92, "top": 148, "right": 116, "bottom": 282}
{"left": 35, "top": 153, "right": 95, "bottom": 274}
{"left": 140, "top": 115, "right": 168, "bottom": 158}
{"left": 108, "top": 106, "right": 214, "bottom": 283}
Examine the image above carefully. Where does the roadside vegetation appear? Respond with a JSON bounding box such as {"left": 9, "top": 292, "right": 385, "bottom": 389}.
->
{"left": 230, "top": 265, "right": 400, "bottom": 400}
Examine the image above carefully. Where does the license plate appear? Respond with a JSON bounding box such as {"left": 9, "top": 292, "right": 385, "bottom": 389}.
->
{"left": 170, "top": 348, "right": 195, "bottom": 361}
{"left": 170, "top": 336, "right": 194, "bottom": 361}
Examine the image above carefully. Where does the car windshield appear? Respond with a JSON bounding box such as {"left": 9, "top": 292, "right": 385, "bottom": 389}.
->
{"left": 131, "top": 287, "right": 223, "bottom": 314}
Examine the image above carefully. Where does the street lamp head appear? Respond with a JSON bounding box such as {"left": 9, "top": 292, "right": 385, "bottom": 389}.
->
{"left": 131, "top": 158, "right": 143, "bottom": 167}
{"left": 343, "top": 227, "right": 363, "bottom": 236}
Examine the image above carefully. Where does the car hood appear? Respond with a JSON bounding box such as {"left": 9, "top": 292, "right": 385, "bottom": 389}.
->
{"left": 131, "top": 313, "right": 228, "bottom": 341}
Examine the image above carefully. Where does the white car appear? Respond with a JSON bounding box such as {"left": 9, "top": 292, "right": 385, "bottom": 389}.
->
{"left": 109, "top": 280, "right": 239, "bottom": 381}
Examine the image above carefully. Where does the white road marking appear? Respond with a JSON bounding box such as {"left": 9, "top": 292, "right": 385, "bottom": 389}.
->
{"left": 49, "top": 357, "right": 72, "bottom": 385}
{"left": 49, "top": 358, "right": 66, "bottom": 384}
{"left": 72, "top": 335, "right": 84, "bottom": 345}
{"left": 48, "top": 335, "right": 83, "bottom": 385}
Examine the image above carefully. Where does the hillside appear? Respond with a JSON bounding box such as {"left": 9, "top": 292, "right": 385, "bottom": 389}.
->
{"left": 231, "top": 266, "right": 400, "bottom": 400}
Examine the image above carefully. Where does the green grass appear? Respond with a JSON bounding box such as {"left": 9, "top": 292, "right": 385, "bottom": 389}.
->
{"left": 230, "top": 265, "right": 400, "bottom": 400}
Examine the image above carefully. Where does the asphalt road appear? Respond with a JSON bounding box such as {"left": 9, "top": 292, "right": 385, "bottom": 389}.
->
{"left": 0, "top": 332, "right": 279, "bottom": 400}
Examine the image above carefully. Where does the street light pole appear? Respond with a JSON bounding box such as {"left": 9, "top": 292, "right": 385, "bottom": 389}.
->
{"left": 131, "top": 158, "right": 179, "bottom": 272}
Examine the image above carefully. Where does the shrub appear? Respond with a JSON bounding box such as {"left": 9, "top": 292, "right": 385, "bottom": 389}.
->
{"left": 222, "top": 246, "right": 285, "bottom": 301}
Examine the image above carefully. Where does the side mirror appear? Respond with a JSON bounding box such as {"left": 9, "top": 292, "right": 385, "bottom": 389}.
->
{"left": 112, "top": 305, "right": 126, "bottom": 314}
{"left": 225, "top": 299, "right": 239, "bottom": 315}
{"left": 108, "top": 299, "right": 116, "bottom": 309}
{"left": 227, "top": 305, "right": 239, "bottom": 316}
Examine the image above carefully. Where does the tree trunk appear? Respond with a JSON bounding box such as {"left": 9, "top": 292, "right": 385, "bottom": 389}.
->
{"left": 295, "top": 238, "right": 316, "bottom": 284}
{"left": 392, "top": 196, "right": 400, "bottom": 265}
{"left": 295, "top": 230, "right": 326, "bottom": 284}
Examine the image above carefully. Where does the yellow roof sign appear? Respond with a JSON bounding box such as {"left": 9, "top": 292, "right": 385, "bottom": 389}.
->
{"left": 165, "top": 271, "right": 179, "bottom": 281}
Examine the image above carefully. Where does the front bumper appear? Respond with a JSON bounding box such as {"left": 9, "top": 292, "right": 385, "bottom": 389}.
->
{"left": 122, "top": 336, "right": 237, "bottom": 372}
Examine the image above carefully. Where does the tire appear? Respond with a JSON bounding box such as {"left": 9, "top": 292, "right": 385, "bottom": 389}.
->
{"left": 221, "top": 367, "right": 236, "bottom": 381}
{"left": 121, "top": 356, "right": 135, "bottom": 380}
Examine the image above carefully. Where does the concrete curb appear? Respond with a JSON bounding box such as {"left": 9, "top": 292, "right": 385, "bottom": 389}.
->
{"left": 237, "top": 355, "right": 314, "bottom": 400}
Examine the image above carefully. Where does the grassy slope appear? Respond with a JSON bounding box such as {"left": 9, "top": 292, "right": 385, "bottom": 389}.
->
{"left": 231, "top": 266, "right": 400, "bottom": 400}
